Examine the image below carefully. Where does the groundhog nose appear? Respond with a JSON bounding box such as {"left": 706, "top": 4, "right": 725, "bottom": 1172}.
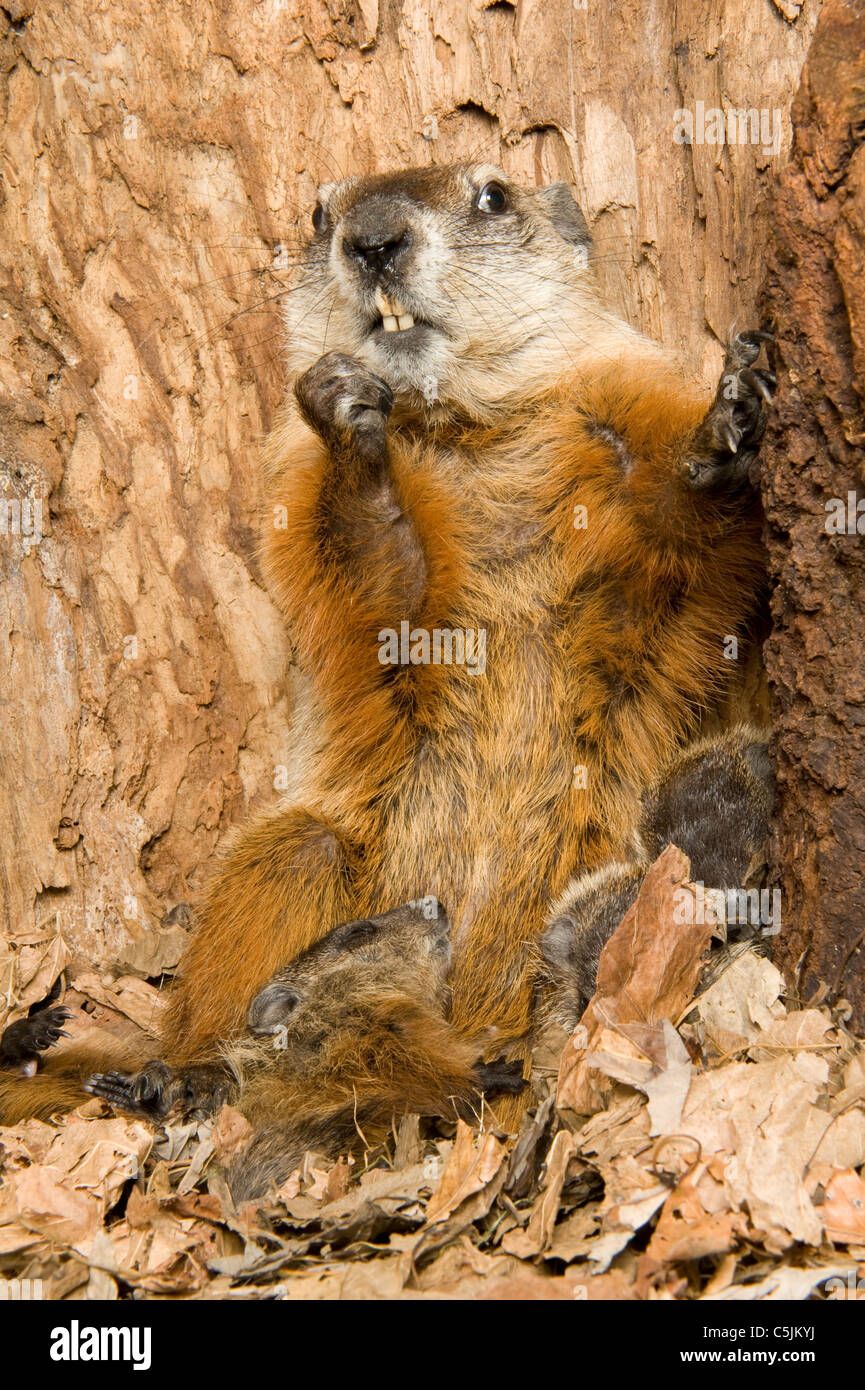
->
{"left": 346, "top": 228, "right": 412, "bottom": 276}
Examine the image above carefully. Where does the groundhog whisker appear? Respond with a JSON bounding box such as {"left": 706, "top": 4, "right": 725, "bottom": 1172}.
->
{"left": 169, "top": 287, "right": 295, "bottom": 369}
{"left": 458, "top": 261, "right": 651, "bottom": 372}
{"left": 452, "top": 264, "right": 586, "bottom": 369}
{"left": 167, "top": 279, "right": 334, "bottom": 375}
{"left": 299, "top": 134, "right": 349, "bottom": 186}
{"left": 319, "top": 291, "right": 341, "bottom": 354}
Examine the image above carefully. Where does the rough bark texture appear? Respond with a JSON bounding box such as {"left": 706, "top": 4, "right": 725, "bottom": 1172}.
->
{"left": 762, "top": 0, "right": 865, "bottom": 1027}
{"left": 0, "top": 0, "right": 817, "bottom": 1020}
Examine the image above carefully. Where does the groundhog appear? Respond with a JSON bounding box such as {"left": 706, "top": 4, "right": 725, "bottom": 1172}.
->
{"left": 85, "top": 899, "right": 523, "bottom": 1199}
{"left": 1, "top": 160, "right": 773, "bottom": 1127}
{"left": 540, "top": 725, "right": 773, "bottom": 1028}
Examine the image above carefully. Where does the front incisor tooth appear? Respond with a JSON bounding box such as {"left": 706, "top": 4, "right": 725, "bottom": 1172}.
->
{"left": 374, "top": 286, "right": 393, "bottom": 316}
{"left": 397, "top": 314, "right": 415, "bottom": 330}
{"left": 382, "top": 315, "right": 399, "bottom": 332}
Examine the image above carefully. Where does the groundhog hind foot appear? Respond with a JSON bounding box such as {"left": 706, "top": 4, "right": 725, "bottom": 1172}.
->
{"left": 687, "top": 328, "right": 776, "bottom": 490}
{"left": 85, "top": 1061, "right": 231, "bottom": 1122}
{"left": 0, "top": 1006, "right": 70, "bottom": 1074}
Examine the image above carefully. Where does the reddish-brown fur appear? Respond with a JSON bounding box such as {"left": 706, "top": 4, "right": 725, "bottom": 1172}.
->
{"left": 161, "top": 358, "right": 762, "bottom": 1065}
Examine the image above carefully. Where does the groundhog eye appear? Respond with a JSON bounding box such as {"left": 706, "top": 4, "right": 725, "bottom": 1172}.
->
{"left": 312, "top": 203, "right": 328, "bottom": 233}
{"left": 476, "top": 181, "right": 508, "bottom": 215}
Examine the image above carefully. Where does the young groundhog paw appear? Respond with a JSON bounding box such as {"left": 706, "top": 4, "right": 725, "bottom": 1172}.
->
{"left": 687, "top": 329, "right": 776, "bottom": 490}
{"left": 84, "top": 1060, "right": 174, "bottom": 1119}
{"left": 85, "top": 1061, "right": 231, "bottom": 1121}
{"left": 473, "top": 1055, "right": 527, "bottom": 1097}
{"left": 295, "top": 351, "right": 393, "bottom": 461}
{"left": 0, "top": 1006, "right": 70, "bottom": 1072}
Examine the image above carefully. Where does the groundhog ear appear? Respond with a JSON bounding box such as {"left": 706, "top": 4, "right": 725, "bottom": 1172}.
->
{"left": 248, "top": 982, "right": 301, "bottom": 1035}
{"left": 540, "top": 914, "right": 578, "bottom": 969}
{"left": 536, "top": 184, "right": 592, "bottom": 248}
{"left": 331, "top": 918, "right": 378, "bottom": 950}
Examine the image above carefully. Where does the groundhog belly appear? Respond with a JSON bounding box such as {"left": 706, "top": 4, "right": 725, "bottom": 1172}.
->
{"left": 369, "top": 617, "right": 583, "bottom": 1034}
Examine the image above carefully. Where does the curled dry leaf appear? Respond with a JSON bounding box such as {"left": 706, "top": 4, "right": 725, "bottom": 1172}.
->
{"left": 501, "top": 1129, "right": 577, "bottom": 1258}
{"left": 557, "top": 845, "right": 714, "bottom": 1115}
{"left": 424, "top": 1122, "right": 507, "bottom": 1226}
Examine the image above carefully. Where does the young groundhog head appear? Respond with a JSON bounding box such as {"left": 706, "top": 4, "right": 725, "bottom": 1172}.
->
{"left": 284, "top": 162, "right": 599, "bottom": 416}
{"left": 246, "top": 897, "right": 452, "bottom": 1057}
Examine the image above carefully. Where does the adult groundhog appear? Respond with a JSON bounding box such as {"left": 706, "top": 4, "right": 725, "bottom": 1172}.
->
{"left": 1, "top": 161, "right": 772, "bottom": 1123}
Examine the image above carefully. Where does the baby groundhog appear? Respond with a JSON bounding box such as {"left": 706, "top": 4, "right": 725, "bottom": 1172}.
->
{"left": 87, "top": 899, "right": 523, "bottom": 1200}
{"left": 541, "top": 726, "right": 773, "bottom": 1027}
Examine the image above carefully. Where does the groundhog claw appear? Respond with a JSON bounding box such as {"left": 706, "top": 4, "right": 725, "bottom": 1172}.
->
{"left": 0, "top": 1006, "right": 70, "bottom": 1069}
{"left": 85, "top": 1060, "right": 230, "bottom": 1121}
{"left": 687, "top": 327, "right": 775, "bottom": 490}
{"left": 473, "top": 1055, "right": 527, "bottom": 1097}
{"left": 84, "top": 1061, "right": 173, "bottom": 1119}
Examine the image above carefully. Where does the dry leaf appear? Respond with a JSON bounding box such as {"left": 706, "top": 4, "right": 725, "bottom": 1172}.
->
{"left": 558, "top": 846, "right": 714, "bottom": 1114}
{"left": 647, "top": 1172, "right": 748, "bottom": 1263}
{"left": 71, "top": 971, "right": 167, "bottom": 1034}
{"left": 697, "top": 951, "right": 786, "bottom": 1045}
{"left": 705, "top": 1263, "right": 858, "bottom": 1301}
{"left": 424, "top": 1123, "right": 507, "bottom": 1226}
{"left": 501, "top": 1130, "right": 576, "bottom": 1257}
{"left": 213, "top": 1106, "right": 253, "bottom": 1162}
{"left": 822, "top": 1169, "right": 865, "bottom": 1243}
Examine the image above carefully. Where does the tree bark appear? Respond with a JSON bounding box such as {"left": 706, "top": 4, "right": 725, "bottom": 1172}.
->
{"left": 762, "top": 0, "right": 865, "bottom": 1027}
{"left": 0, "top": 0, "right": 817, "bottom": 1019}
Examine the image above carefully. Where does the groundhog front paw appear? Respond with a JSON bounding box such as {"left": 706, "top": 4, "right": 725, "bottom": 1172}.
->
{"left": 687, "top": 329, "right": 776, "bottom": 490}
{"left": 0, "top": 1006, "right": 70, "bottom": 1073}
{"left": 85, "top": 1060, "right": 174, "bottom": 1119}
{"left": 295, "top": 351, "right": 393, "bottom": 463}
{"left": 85, "top": 1060, "right": 231, "bottom": 1121}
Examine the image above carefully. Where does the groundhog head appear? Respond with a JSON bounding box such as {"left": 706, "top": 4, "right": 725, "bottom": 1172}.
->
{"left": 247, "top": 897, "right": 452, "bottom": 1042}
{"left": 282, "top": 162, "right": 598, "bottom": 415}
